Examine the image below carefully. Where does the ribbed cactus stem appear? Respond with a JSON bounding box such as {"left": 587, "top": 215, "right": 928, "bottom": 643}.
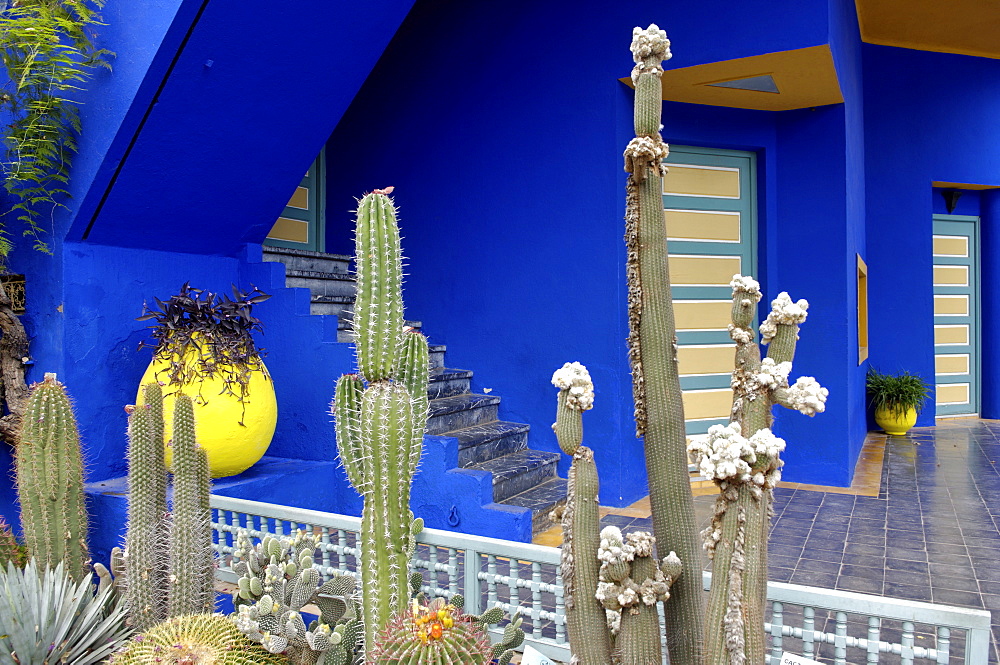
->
{"left": 624, "top": 25, "right": 703, "bottom": 664}
{"left": 334, "top": 374, "right": 366, "bottom": 493}
{"left": 550, "top": 362, "right": 611, "bottom": 664}
{"left": 15, "top": 373, "right": 89, "bottom": 580}
{"left": 399, "top": 331, "right": 429, "bottom": 480}
{"left": 354, "top": 190, "right": 405, "bottom": 382}
{"left": 125, "top": 394, "right": 169, "bottom": 629}
{"left": 167, "top": 394, "right": 215, "bottom": 617}
{"left": 616, "top": 553, "right": 666, "bottom": 665}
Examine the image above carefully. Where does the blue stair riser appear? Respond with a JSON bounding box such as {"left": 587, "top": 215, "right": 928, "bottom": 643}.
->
{"left": 428, "top": 346, "right": 446, "bottom": 370}
{"left": 427, "top": 403, "right": 499, "bottom": 435}
{"left": 310, "top": 297, "right": 354, "bottom": 317}
{"left": 428, "top": 372, "right": 472, "bottom": 399}
{"left": 263, "top": 247, "right": 351, "bottom": 274}
{"left": 458, "top": 429, "right": 528, "bottom": 467}
{"left": 492, "top": 457, "right": 558, "bottom": 503}
{"left": 286, "top": 271, "right": 357, "bottom": 297}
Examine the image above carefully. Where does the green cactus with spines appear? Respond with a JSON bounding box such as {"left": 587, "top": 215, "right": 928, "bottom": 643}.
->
{"left": 108, "top": 614, "right": 288, "bottom": 665}
{"left": 332, "top": 189, "right": 430, "bottom": 654}
{"left": 550, "top": 362, "right": 612, "bottom": 664}
{"left": 231, "top": 529, "right": 362, "bottom": 665}
{"left": 369, "top": 597, "right": 493, "bottom": 665}
{"left": 622, "top": 24, "right": 705, "bottom": 664}
{"left": 0, "top": 515, "right": 27, "bottom": 569}
{"left": 688, "top": 279, "right": 826, "bottom": 665}
{"left": 14, "top": 373, "right": 90, "bottom": 580}
{"left": 123, "top": 383, "right": 216, "bottom": 630}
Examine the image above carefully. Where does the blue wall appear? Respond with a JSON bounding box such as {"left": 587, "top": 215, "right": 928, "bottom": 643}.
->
{"left": 864, "top": 44, "right": 1000, "bottom": 425}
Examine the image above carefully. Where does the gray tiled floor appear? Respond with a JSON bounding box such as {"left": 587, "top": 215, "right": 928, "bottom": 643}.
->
{"left": 602, "top": 420, "right": 1000, "bottom": 663}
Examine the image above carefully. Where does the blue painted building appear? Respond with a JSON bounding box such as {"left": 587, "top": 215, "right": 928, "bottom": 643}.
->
{"left": 2, "top": 0, "right": 998, "bottom": 553}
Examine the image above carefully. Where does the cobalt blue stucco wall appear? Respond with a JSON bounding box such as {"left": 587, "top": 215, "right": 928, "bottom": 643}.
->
{"left": 864, "top": 44, "right": 1000, "bottom": 425}
{"left": 325, "top": 0, "right": 863, "bottom": 500}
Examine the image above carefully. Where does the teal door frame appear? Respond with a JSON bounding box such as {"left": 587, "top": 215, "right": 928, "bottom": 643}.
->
{"left": 932, "top": 214, "right": 981, "bottom": 416}
{"left": 265, "top": 149, "right": 326, "bottom": 252}
{"left": 666, "top": 145, "right": 758, "bottom": 434}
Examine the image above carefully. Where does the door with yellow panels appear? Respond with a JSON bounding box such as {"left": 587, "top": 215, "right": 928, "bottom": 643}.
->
{"left": 932, "top": 215, "right": 979, "bottom": 416}
{"left": 664, "top": 146, "right": 757, "bottom": 435}
{"left": 265, "top": 150, "right": 325, "bottom": 251}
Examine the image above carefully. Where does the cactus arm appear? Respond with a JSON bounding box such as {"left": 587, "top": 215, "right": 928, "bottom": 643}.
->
{"left": 399, "top": 330, "right": 429, "bottom": 480}
{"left": 167, "top": 393, "right": 216, "bottom": 617}
{"left": 550, "top": 362, "right": 612, "bottom": 664}
{"left": 334, "top": 374, "right": 367, "bottom": 494}
{"left": 353, "top": 191, "right": 405, "bottom": 382}
{"left": 15, "top": 374, "right": 90, "bottom": 580}
{"left": 624, "top": 25, "right": 704, "bottom": 664}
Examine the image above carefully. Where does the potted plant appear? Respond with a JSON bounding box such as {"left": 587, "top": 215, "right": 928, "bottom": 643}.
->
{"left": 866, "top": 368, "right": 931, "bottom": 435}
{"left": 136, "top": 283, "right": 276, "bottom": 477}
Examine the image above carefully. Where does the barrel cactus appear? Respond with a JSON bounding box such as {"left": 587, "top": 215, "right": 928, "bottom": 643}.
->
{"left": 332, "top": 188, "right": 429, "bottom": 652}
{"left": 108, "top": 614, "right": 287, "bottom": 665}
{"left": 369, "top": 597, "right": 492, "bottom": 664}
{"left": 14, "top": 373, "right": 90, "bottom": 580}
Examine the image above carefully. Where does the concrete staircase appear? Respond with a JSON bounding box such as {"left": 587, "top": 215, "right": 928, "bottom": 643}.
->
{"left": 263, "top": 246, "right": 567, "bottom": 535}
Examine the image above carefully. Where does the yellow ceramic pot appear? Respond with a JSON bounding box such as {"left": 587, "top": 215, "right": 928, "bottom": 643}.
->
{"left": 874, "top": 406, "right": 917, "bottom": 436}
{"left": 136, "top": 355, "right": 277, "bottom": 478}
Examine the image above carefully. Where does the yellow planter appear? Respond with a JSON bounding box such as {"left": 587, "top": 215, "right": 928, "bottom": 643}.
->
{"left": 874, "top": 406, "right": 917, "bottom": 436}
{"left": 137, "top": 357, "right": 277, "bottom": 478}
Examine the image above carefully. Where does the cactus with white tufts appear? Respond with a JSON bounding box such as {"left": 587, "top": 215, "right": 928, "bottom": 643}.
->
{"left": 332, "top": 188, "right": 429, "bottom": 655}
{"left": 688, "top": 276, "right": 827, "bottom": 664}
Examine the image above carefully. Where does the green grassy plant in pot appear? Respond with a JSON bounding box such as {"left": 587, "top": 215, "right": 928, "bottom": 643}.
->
{"left": 136, "top": 283, "right": 276, "bottom": 477}
{"left": 866, "top": 368, "right": 931, "bottom": 435}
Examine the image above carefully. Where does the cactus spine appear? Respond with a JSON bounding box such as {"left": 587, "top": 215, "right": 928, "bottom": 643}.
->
{"left": 14, "top": 373, "right": 90, "bottom": 580}
{"left": 622, "top": 24, "right": 704, "bottom": 663}
{"left": 690, "top": 278, "right": 827, "bottom": 665}
{"left": 333, "top": 189, "right": 429, "bottom": 654}
{"left": 124, "top": 383, "right": 216, "bottom": 630}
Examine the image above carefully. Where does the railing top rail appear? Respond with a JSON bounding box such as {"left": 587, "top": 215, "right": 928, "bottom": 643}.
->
{"left": 703, "top": 571, "right": 992, "bottom": 630}
{"left": 210, "top": 495, "right": 561, "bottom": 565}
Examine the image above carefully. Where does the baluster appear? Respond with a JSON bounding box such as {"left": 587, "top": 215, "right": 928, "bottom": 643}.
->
{"left": 487, "top": 555, "right": 498, "bottom": 608}
{"left": 866, "top": 616, "right": 880, "bottom": 664}
{"left": 464, "top": 548, "right": 481, "bottom": 616}
{"left": 448, "top": 547, "right": 459, "bottom": 599}
{"left": 834, "top": 611, "right": 847, "bottom": 665}
{"left": 901, "top": 620, "right": 915, "bottom": 665}
{"left": 770, "top": 601, "right": 784, "bottom": 665}
{"left": 510, "top": 556, "right": 520, "bottom": 609}
{"left": 337, "top": 529, "right": 348, "bottom": 571}
{"left": 531, "top": 561, "right": 542, "bottom": 636}
{"left": 554, "top": 562, "right": 565, "bottom": 648}
{"left": 320, "top": 530, "right": 331, "bottom": 573}
{"left": 803, "top": 606, "right": 816, "bottom": 658}
{"left": 275, "top": 518, "right": 284, "bottom": 537}
{"left": 935, "top": 626, "right": 949, "bottom": 664}
{"left": 228, "top": 510, "right": 239, "bottom": 548}
{"left": 429, "top": 545, "right": 440, "bottom": 598}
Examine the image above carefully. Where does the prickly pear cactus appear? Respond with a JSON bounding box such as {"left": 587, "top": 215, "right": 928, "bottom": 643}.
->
{"left": 369, "top": 597, "right": 493, "bottom": 664}
{"left": 231, "top": 529, "right": 362, "bottom": 665}
{"left": 108, "top": 614, "right": 287, "bottom": 665}
{"left": 687, "top": 276, "right": 827, "bottom": 664}
{"left": 14, "top": 373, "right": 90, "bottom": 580}
{"left": 332, "top": 188, "right": 429, "bottom": 653}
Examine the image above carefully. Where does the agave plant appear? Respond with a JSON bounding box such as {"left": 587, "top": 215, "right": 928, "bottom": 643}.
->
{"left": 0, "top": 559, "right": 133, "bottom": 665}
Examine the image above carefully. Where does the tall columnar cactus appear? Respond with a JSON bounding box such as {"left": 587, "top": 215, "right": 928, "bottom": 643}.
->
{"left": 552, "top": 363, "right": 682, "bottom": 665}
{"left": 332, "top": 188, "right": 429, "bottom": 654}
{"left": 14, "top": 373, "right": 90, "bottom": 580}
{"left": 123, "top": 383, "right": 216, "bottom": 630}
{"left": 550, "top": 362, "right": 612, "bottom": 664}
{"left": 622, "top": 24, "right": 704, "bottom": 663}
{"left": 688, "top": 276, "right": 827, "bottom": 664}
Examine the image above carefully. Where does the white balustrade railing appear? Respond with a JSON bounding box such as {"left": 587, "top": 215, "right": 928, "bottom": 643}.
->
{"left": 211, "top": 495, "right": 992, "bottom": 664}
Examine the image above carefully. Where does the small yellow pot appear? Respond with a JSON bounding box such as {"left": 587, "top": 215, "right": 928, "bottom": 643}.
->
{"left": 136, "top": 354, "right": 278, "bottom": 478}
{"left": 874, "top": 406, "right": 917, "bottom": 436}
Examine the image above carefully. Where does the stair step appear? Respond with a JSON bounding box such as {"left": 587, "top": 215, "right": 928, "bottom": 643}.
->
{"left": 428, "top": 368, "right": 473, "bottom": 399}
{"left": 469, "top": 450, "right": 559, "bottom": 503}
{"left": 263, "top": 247, "right": 352, "bottom": 274}
{"left": 426, "top": 394, "right": 500, "bottom": 435}
{"left": 429, "top": 345, "right": 446, "bottom": 370}
{"left": 502, "top": 477, "right": 568, "bottom": 535}
{"left": 310, "top": 294, "right": 354, "bottom": 317}
{"left": 286, "top": 270, "right": 357, "bottom": 297}
{"left": 451, "top": 421, "right": 530, "bottom": 466}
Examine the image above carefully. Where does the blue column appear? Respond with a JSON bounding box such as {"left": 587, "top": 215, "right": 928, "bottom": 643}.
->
{"left": 980, "top": 190, "right": 1000, "bottom": 418}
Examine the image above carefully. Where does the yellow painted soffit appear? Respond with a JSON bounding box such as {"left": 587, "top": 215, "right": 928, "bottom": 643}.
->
{"left": 932, "top": 181, "right": 1000, "bottom": 191}
{"left": 856, "top": 0, "right": 1000, "bottom": 60}
{"left": 620, "top": 45, "right": 843, "bottom": 112}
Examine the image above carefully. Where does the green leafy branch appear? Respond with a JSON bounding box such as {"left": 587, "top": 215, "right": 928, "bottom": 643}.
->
{"left": 0, "top": 0, "right": 112, "bottom": 258}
